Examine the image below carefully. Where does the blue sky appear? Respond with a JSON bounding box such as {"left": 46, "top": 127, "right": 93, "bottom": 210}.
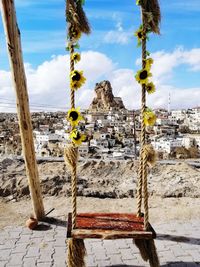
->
{"left": 0, "top": 0, "right": 200, "bottom": 111}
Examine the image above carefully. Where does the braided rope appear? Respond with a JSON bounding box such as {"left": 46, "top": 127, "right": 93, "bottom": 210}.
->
{"left": 136, "top": 9, "right": 147, "bottom": 217}
{"left": 64, "top": 145, "right": 78, "bottom": 229}
{"left": 70, "top": 43, "right": 75, "bottom": 109}
{"left": 142, "top": 146, "right": 149, "bottom": 230}
{"left": 136, "top": 152, "right": 143, "bottom": 216}
{"left": 69, "top": 39, "right": 77, "bottom": 229}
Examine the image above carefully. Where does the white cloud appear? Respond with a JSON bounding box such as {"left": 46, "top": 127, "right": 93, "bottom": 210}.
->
{"left": 0, "top": 48, "right": 200, "bottom": 113}
{"left": 104, "top": 31, "right": 131, "bottom": 45}
{"left": 0, "top": 51, "right": 115, "bottom": 112}
{"left": 103, "top": 13, "right": 132, "bottom": 45}
{"left": 137, "top": 47, "right": 200, "bottom": 83}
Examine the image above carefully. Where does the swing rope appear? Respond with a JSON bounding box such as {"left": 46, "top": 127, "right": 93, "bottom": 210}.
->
{"left": 69, "top": 42, "right": 78, "bottom": 230}
{"left": 136, "top": 9, "right": 147, "bottom": 219}
{"left": 65, "top": 0, "right": 91, "bottom": 232}
{"left": 136, "top": 0, "right": 161, "bottom": 231}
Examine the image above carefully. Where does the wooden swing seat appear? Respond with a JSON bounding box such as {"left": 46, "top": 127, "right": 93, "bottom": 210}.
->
{"left": 67, "top": 213, "right": 156, "bottom": 240}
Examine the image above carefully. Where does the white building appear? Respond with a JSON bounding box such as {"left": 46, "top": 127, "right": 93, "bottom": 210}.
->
{"left": 78, "top": 143, "right": 89, "bottom": 157}
{"left": 171, "top": 109, "right": 186, "bottom": 121}
{"left": 152, "top": 138, "right": 182, "bottom": 153}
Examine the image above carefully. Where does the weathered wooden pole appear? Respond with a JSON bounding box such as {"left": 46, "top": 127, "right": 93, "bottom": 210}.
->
{"left": 0, "top": 0, "right": 45, "bottom": 219}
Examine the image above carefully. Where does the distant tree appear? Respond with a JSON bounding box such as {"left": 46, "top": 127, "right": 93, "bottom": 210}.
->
{"left": 188, "top": 147, "right": 199, "bottom": 158}
{"left": 174, "top": 146, "right": 190, "bottom": 159}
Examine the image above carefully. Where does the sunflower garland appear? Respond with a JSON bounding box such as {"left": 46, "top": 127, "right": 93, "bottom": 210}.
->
{"left": 134, "top": 27, "right": 145, "bottom": 46}
{"left": 135, "top": 68, "right": 152, "bottom": 85}
{"left": 144, "top": 57, "right": 154, "bottom": 70}
{"left": 146, "top": 82, "right": 156, "bottom": 94}
{"left": 67, "top": 107, "right": 83, "bottom": 127}
{"left": 66, "top": 1, "right": 90, "bottom": 148}
{"left": 144, "top": 108, "right": 157, "bottom": 126}
{"left": 71, "top": 52, "right": 81, "bottom": 63}
{"left": 70, "top": 129, "right": 86, "bottom": 146}
{"left": 70, "top": 70, "right": 86, "bottom": 90}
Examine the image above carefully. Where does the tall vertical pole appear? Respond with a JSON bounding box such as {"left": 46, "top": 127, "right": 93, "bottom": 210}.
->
{"left": 0, "top": 0, "right": 45, "bottom": 219}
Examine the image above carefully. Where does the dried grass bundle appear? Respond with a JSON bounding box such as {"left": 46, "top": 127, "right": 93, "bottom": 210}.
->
{"left": 66, "top": 0, "right": 91, "bottom": 35}
{"left": 67, "top": 238, "right": 86, "bottom": 267}
{"left": 144, "top": 144, "right": 157, "bottom": 167}
{"left": 141, "top": 0, "right": 161, "bottom": 34}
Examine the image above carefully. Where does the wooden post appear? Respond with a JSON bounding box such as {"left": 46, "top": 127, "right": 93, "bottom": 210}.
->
{"left": 0, "top": 0, "right": 45, "bottom": 219}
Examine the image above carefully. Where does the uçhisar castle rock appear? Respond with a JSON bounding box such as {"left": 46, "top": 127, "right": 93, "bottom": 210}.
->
{"left": 89, "top": 80, "right": 125, "bottom": 111}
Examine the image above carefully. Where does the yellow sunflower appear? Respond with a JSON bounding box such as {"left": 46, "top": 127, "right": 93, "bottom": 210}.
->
{"left": 71, "top": 52, "right": 81, "bottom": 63}
{"left": 134, "top": 28, "right": 145, "bottom": 40}
{"left": 67, "top": 107, "right": 83, "bottom": 127}
{"left": 146, "top": 82, "right": 156, "bottom": 94}
{"left": 70, "top": 70, "right": 86, "bottom": 90}
{"left": 144, "top": 109, "right": 157, "bottom": 126}
{"left": 70, "top": 129, "right": 86, "bottom": 146}
{"left": 136, "top": 0, "right": 141, "bottom": 5}
{"left": 145, "top": 58, "right": 154, "bottom": 70}
{"left": 135, "top": 68, "right": 152, "bottom": 85}
{"left": 134, "top": 27, "right": 145, "bottom": 46}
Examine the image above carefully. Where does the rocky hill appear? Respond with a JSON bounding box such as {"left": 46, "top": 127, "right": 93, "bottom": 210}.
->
{"left": 0, "top": 158, "right": 199, "bottom": 200}
{"left": 89, "top": 80, "right": 125, "bottom": 111}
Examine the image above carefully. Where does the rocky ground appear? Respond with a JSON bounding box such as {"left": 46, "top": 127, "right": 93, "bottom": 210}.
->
{"left": 1, "top": 157, "right": 200, "bottom": 267}
{"left": 0, "top": 158, "right": 200, "bottom": 200}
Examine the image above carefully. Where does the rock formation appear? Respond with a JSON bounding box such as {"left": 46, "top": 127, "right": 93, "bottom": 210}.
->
{"left": 89, "top": 80, "right": 125, "bottom": 111}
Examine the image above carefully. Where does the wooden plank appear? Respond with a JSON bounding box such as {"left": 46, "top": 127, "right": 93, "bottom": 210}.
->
{"left": 67, "top": 213, "right": 155, "bottom": 240}
{"left": 78, "top": 213, "right": 144, "bottom": 222}
{"left": 76, "top": 214, "right": 144, "bottom": 232}
{"left": 72, "top": 229, "right": 153, "bottom": 240}
{"left": 0, "top": 0, "right": 45, "bottom": 219}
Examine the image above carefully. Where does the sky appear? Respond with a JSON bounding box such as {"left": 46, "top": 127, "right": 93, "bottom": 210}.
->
{"left": 0, "top": 0, "right": 200, "bottom": 112}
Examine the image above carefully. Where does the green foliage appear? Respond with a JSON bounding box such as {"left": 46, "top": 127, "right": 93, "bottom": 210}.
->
{"left": 66, "top": 42, "right": 80, "bottom": 51}
{"left": 76, "top": 0, "right": 85, "bottom": 5}
{"left": 146, "top": 51, "right": 150, "bottom": 57}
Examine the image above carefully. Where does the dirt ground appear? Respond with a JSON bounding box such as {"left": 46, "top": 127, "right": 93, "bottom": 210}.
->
{"left": 0, "top": 196, "right": 200, "bottom": 229}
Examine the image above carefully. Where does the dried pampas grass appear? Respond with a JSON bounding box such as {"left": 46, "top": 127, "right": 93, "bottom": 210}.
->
{"left": 67, "top": 238, "right": 86, "bottom": 267}
{"left": 141, "top": 0, "right": 161, "bottom": 34}
{"left": 66, "top": 0, "right": 91, "bottom": 35}
{"left": 143, "top": 144, "right": 157, "bottom": 167}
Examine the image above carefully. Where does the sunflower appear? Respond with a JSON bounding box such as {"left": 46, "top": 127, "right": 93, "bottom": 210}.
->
{"left": 146, "top": 82, "right": 156, "bottom": 94}
{"left": 144, "top": 109, "right": 157, "bottom": 126}
{"left": 136, "top": 0, "right": 141, "bottom": 5}
{"left": 71, "top": 52, "right": 81, "bottom": 63}
{"left": 67, "top": 107, "right": 83, "bottom": 127}
{"left": 70, "top": 70, "right": 86, "bottom": 90}
{"left": 135, "top": 68, "right": 152, "bottom": 85}
{"left": 70, "top": 129, "right": 86, "bottom": 146}
{"left": 134, "top": 28, "right": 145, "bottom": 40}
{"left": 145, "top": 57, "right": 154, "bottom": 70}
{"left": 134, "top": 27, "right": 145, "bottom": 46}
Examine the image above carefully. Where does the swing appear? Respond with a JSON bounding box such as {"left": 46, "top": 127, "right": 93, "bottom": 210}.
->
{"left": 65, "top": 0, "right": 161, "bottom": 266}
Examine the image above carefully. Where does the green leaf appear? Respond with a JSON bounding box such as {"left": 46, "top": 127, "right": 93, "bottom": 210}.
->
{"left": 146, "top": 51, "right": 150, "bottom": 56}
{"left": 74, "top": 43, "right": 80, "bottom": 49}
{"left": 137, "top": 41, "right": 142, "bottom": 48}
{"left": 77, "top": 0, "right": 85, "bottom": 5}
